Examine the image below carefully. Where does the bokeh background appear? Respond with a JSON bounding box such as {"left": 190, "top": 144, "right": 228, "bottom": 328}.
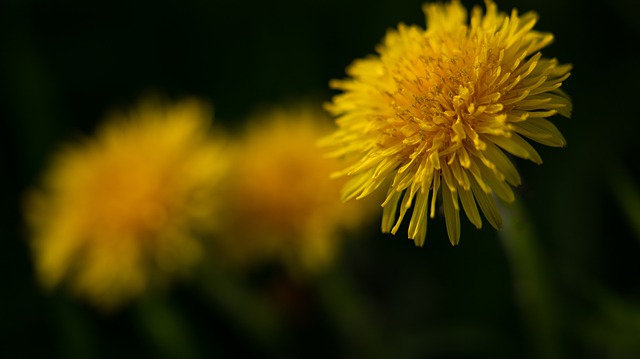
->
{"left": 2, "top": 0, "right": 640, "bottom": 358}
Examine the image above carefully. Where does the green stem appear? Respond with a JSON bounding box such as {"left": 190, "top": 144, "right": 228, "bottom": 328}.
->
{"left": 498, "top": 198, "right": 561, "bottom": 359}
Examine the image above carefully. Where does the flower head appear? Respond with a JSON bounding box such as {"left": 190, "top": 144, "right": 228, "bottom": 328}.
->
{"left": 24, "top": 97, "right": 226, "bottom": 310}
{"left": 322, "top": 0, "right": 572, "bottom": 246}
{"left": 216, "top": 104, "right": 376, "bottom": 273}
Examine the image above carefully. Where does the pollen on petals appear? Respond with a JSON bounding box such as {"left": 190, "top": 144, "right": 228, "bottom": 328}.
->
{"left": 321, "top": 0, "right": 571, "bottom": 246}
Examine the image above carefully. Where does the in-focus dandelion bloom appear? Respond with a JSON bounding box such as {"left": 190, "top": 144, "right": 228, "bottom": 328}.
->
{"left": 217, "top": 104, "right": 377, "bottom": 273}
{"left": 24, "top": 98, "right": 226, "bottom": 310}
{"left": 321, "top": 0, "right": 571, "bottom": 246}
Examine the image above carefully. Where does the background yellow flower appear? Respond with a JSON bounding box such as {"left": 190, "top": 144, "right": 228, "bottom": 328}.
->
{"left": 24, "top": 98, "right": 226, "bottom": 310}
{"left": 322, "top": 0, "right": 571, "bottom": 246}
{"left": 214, "top": 103, "right": 378, "bottom": 274}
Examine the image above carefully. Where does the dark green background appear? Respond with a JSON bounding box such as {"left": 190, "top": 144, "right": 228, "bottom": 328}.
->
{"left": 2, "top": 0, "right": 640, "bottom": 358}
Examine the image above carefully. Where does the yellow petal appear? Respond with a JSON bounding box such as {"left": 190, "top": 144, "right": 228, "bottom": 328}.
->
{"left": 470, "top": 176, "right": 503, "bottom": 229}
{"left": 442, "top": 184, "right": 461, "bottom": 245}
{"left": 485, "top": 133, "right": 543, "bottom": 164}
{"left": 515, "top": 118, "right": 566, "bottom": 147}
{"left": 459, "top": 188, "right": 482, "bottom": 229}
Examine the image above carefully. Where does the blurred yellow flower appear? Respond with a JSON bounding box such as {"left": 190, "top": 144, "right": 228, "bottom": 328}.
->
{"left": 216, "top": 104, "right": 376, "bottom": 274}
{"left": 24, "top": 98, "right": 226, "bottom": 310}
{"left": 321, "top": 0, "right": 572, "bottom": 246}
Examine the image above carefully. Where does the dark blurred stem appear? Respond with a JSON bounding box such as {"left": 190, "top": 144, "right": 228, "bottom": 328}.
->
{"left": 314, "top": 267, "right": 388, "bottom": 359}
{"left": 607, "top": 158, "right": 640, "bottom": 243}
{"left": 498, "top": 198, "right": 561, "bottom": 359}
{"left": 196, "top": 262, "right": 286, "bottom": 356}
{"left": 134, "top": 294, "right": 202, "bottom": 359}
{"left": 52, "top": 296, "right": 100, "bottom": 359}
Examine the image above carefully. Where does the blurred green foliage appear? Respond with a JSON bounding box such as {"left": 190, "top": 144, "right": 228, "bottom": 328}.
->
{"left": 2, "top": 0, "right": 640, "bottom": 358}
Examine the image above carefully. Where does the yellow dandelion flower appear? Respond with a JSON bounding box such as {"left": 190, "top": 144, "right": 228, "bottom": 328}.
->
{"left": 217, "top": 104, "right": 377, "bottom": 273}
{"left": 322, "top": 0, "right": 572, "bottom": 246}
{"left": 24, "top": 97, "right": 226, "bottom": 310}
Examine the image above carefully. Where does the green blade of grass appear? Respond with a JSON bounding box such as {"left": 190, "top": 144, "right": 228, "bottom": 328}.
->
{"left": 607, "top": 159, "right": 640, "bottom": 243}
{"left": 195, "top": 262, "right": 286, "bottom": 356}
{"left": 134, "top": 295, "right": 202, "bottom": 359}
